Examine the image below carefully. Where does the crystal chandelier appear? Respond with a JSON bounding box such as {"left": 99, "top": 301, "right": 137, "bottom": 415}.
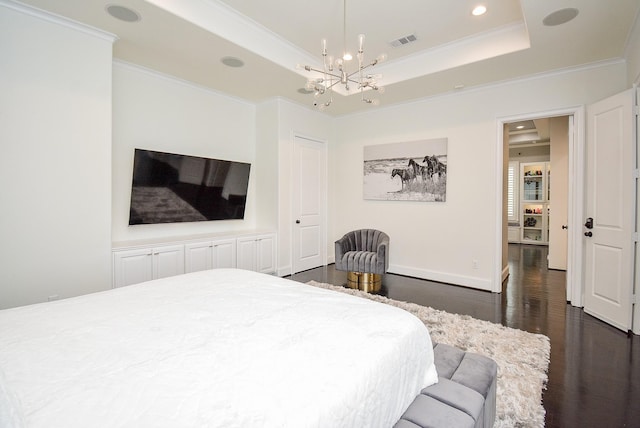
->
{"left": 298, "top": 0, "right": 386, "bottom": 110}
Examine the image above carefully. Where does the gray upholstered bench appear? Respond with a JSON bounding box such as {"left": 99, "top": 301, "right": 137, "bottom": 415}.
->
{"left": 396, "top": 343, "right": 498, "bottom": 428}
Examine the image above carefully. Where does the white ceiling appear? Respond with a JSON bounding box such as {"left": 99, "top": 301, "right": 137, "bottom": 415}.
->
{"left": 12, "top": 0, "right": 640, "bottom": 116}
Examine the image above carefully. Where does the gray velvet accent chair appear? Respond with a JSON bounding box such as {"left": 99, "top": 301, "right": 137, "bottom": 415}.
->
{"left": 334, "top": 229, "right": 389, "bottom": 292}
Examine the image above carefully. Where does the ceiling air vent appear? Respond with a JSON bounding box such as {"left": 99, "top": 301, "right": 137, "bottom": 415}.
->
{"left": 389, "top": 34, "right": 418, "bottom": 48}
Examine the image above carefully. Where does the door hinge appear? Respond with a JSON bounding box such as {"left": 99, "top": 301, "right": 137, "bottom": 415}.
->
{"left": 634, "top": 169, "right": 640, "bottom": 179}
{"left": 633, "top": 232, "right": 640, "bottom": 242}
{"left": 632, "top": 294, "right": 638, "bottom": 305}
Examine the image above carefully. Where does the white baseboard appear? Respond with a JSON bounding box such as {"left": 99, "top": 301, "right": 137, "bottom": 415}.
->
{"left": 277, "top": 265, "right": 291, "bottom": 277}
{"left": 389, "top": 263, "right": 493, "bottom": 292}
{"left": 286, "top": 260, "right": 494, "bottom": 292}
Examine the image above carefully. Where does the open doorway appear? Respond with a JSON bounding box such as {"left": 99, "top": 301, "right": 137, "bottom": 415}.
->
{"left": 503, "top": 116, "right": 571, "bottom": 297}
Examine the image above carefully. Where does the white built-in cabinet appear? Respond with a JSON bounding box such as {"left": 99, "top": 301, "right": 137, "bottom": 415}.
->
{"left": 112, "top": 232, "right": 276, "bottom": 288}
{"left": 236, "top": 234, "right": 277, "bottom": 274}
{"left": 113, "top": 244, "right": 185, "bottom": 288}
{"left": 520, "top": 162, "right": 550, "bottom": 245}
{"left": 184, "top": 238, "right": 237, "bottom": 273}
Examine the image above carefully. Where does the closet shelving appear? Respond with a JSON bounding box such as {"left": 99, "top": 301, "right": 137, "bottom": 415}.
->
{"left": 520, "top": 162, "right": 550, "bottom": 245}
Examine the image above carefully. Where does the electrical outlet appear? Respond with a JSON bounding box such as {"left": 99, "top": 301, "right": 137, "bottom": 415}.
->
{"left": 472, "top": 259, "right": 479, "bottom": 269}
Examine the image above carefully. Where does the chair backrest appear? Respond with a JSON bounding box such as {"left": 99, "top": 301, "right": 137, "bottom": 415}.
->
{"left": 345, "top": 229, "right": 388, "bottom": 252}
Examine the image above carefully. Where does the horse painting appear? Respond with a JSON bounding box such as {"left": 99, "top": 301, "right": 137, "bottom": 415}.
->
{"left": 363, "top": 138, "right": 447, "bottom": 202}
{"left": 391, "top": 168, "right": 414, "bottom": 190}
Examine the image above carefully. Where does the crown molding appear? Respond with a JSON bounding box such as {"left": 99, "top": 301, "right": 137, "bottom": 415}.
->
{"left": 0, "top": 0, "right": 117, "bottom": 42}
{"left": 113, "top": 59, "right": 255, "bottom": 109}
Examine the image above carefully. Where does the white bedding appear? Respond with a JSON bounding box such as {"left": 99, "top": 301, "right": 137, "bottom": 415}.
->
{"left": 0, "top": 269, "right": 437, "bottom": 428}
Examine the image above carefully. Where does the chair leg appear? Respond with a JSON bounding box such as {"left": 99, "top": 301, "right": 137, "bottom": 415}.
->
{"left": 347, "top": 272, "right": 381, "bottom": 293}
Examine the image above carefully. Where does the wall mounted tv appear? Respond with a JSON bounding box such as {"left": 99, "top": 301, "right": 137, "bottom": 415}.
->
{"left": 128, "top": 149, "right": 251, "bottom": 225}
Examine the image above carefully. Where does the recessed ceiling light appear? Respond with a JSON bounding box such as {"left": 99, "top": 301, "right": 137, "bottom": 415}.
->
{"left": 517, "top": 125, "right": 525, "bottom": 129}
{"left": 105, "top": 4, "right": 141, "bottom": 23}
{"left": 221, "top": 56, "right": 244, "bottom": 68}
{"left": 472, "top": 5, "right": 487, "bottom": 16}
{"left": 543, "top": 8, "right": 579, "bottom": 26}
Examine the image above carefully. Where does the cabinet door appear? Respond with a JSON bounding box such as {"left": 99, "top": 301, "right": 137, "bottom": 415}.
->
{"left": 113, "top": 248, "right": 153, "bottom": 288}
{"left": 212, "top": 238, "right": 237, "bottom": 269}
{"left": 185, "top": 241, "right": 213, "bottom": 273}
{"left": 521, "top": 162, "right": 546, "bottom": 202}
{"left": 236, "top": 238, "right": 257, "bottom": 271}
{"left": 152, "top": 245, "right": 185, "bottom": 280}
{"left": 256, "top": 234, "right": 276, "bottom": 274}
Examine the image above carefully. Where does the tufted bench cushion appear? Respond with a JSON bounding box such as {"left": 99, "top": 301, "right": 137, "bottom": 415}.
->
{"left": 396, "top": 343, "right": 498, "bottom": 428}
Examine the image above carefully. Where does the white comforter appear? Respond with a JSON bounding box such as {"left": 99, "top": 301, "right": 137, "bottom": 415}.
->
{"left": 0, "top": 269, "right": 437, "bottom": 428}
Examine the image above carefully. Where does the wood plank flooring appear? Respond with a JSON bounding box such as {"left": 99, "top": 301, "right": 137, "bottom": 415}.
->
{"left": 289, "top": 243, "right": 640, "bottom": 428}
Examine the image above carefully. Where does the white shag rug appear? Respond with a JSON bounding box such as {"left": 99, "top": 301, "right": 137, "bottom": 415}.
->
{"left": 307, "top": 281, "right": 550, "bottom": 428}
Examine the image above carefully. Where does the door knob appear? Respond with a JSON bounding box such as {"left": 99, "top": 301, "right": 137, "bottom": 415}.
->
{"left": 585, "top": 217, "right": 594, "bottom": 229}
{"left": 295, "top": 219, "right": 300, "bottom": 224}
{"left": 584, "top": 231, "right": 593, "bottom": 237}
{"left": 562, "top": 225, "right": 568, "bottom": 229}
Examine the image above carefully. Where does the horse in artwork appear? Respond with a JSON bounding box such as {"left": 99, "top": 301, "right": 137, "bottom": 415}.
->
{"left": 391, "top": 167, "right": 415, "bottom": 190}
{"left": 408, "top": 158, "right": 423, "bottom": 180}
{"left": 423, "top": 155, "right": 446, "bottom": 180}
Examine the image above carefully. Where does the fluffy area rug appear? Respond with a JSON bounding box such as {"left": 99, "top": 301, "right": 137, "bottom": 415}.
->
{"left": 307, "top": 281, "right": 550, "bottom": 428}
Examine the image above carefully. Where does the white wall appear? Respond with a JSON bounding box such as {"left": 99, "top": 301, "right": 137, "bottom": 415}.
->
{"left": 626, "top": 11, "right": 640, "bottom": 86}
{"left": 111, "top": 62, "right": 257, "bottom": 244}
{"left": 0, "top": 3, "right": 114, "bottom": 308}
{"left": 255, "top": 99, "right": 280, "bottom": 233}
{"left": 331, "top": 62, "right": 627, "bottom": 291}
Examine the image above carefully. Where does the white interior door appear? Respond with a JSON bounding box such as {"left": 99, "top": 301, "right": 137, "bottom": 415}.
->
{"left": 548, "top": 116, "right": 570, "bottom": 270}
{"left": 584, "top": 89, "right": 636, "bottom": 331}
{"left": 292, "top": 136, "right": 327, "bottom": 273}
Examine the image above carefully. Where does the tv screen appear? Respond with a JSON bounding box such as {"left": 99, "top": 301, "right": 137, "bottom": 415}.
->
{"left": 128, "top": 149, "right": 251, "bottom": 225}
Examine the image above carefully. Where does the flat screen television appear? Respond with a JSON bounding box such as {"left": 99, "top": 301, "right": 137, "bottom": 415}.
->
{"left": 128, "top": 149, "right": 251, "bottom": 225}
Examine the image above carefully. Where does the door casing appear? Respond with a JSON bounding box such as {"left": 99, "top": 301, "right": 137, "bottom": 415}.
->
{"left": 495, "top": 106, "right": 585, "bottom": 307}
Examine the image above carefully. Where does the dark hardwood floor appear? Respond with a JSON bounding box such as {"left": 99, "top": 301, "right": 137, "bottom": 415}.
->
{"left": 289, "top": 243, "right": 640, "bottom": 428}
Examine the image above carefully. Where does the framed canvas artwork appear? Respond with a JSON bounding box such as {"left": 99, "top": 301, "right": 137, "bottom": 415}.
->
{"left": 363, "top": 138, "right": 447, "bottom": 201}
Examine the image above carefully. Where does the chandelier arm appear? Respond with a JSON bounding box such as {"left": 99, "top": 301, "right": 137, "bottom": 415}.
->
{"left": 325, "top": 79, "right": 344, "bottom": 90}
{"left": 346, "top": 77, "right": 365, "bottom": 86}
{"left": 303, "top": 67, "right": 343, "bottom": 82}
{"left": 345, "top": 65, "right": 377, "bottom": 81}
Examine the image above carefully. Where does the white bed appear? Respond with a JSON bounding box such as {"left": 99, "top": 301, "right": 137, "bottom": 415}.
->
{"left": 0, "top": 269, "right": 437, "bottom": 428}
